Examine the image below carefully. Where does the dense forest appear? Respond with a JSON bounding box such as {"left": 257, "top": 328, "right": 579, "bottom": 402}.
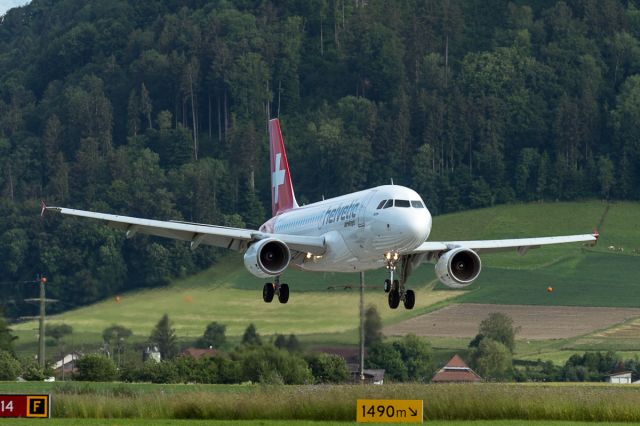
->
{"left": 1, "top": 0, "right": 639, "bottom": 317}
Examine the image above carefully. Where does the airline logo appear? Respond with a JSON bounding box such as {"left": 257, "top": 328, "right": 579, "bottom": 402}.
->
{"left": 322, "top": 201, "right": 360, "bottom": 226}
{"left": 272, "top": 153, "right": 286, "bottom": 204}
{"left": 269, "top": 119, "right": 296, "bottom": 216}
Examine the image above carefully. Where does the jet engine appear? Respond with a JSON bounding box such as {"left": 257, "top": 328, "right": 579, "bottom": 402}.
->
{"left": 243, "top": 238, "right": 291, "bottom": 278}
{"left": 435, "top": 247, "right": 482, "bottom": 288}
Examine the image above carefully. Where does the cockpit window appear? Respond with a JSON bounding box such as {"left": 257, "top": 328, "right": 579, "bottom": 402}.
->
{"left": 382, "top": 199, "right": 393, "bottom": 209}
{"left": 411, "top": 200, "right": 425, "bottom": 208}
{"left": 376, "top": 200, "right": 387, "bottom": 209}
{"left": 395, "top": 199, "right": 411, "bottom": 208}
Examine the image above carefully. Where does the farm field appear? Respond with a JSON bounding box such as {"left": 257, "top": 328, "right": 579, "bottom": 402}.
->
{"left": 10, "top": 200, "right": 640, "bottom": 362}
{"left": 383, "top": 304, "right": 640, "bottom": 340}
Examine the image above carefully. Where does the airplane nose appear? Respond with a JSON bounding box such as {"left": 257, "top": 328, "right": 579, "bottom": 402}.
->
{"left": 404, "top": 209, "right": 431, "bottom": 245}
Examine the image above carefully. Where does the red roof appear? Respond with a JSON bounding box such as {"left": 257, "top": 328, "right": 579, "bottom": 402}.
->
{"left": 181, "top": 348, "right": 220, "bottom": 359}
{"left": 431, "top": 354, "right": 482, "bottom": 383}
{"left": 445, "top": 354, "right": 469, "bottom": 368}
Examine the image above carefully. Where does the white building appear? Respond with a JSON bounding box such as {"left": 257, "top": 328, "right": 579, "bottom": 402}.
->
{"left": 607, "top": 371, "right": 633, "bottom": 384}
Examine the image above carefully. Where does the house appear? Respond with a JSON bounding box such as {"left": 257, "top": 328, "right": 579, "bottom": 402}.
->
{"left": 181, "top": 347, "right": 220, "bottom": 359}
{"left": 431, "top": 354, "right": 482, "bottom": 383}
{"left": 607, "top": 371, "right": 633, "bottom": 384}
{"left": 143, "top": 346, "right": 161, "bottom": 363}
{"left": 347, "top": 363, "right": 385, "bottom": 385}
{"left": 312, "top": 346, "right": 363, "bottom": 364}
{"left": 52, "top": 352, "right": 82, "bottom": 376}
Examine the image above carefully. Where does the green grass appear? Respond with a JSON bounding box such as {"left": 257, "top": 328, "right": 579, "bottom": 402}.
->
{"left": 9, "top": 421, "right": 640, "bottom": 426}
{"left": 4, "top": 382, "right": 640, "bottom": 423}
{"left": 10, "top": 200, "right": 640, "bottom": 361}
{"left": 452, "top": 251, "right": 640, "bottom": 307}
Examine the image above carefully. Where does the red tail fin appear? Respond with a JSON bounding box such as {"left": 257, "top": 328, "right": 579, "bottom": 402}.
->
{"left": 268, "top": 119, "right": 298, "bottom": 216}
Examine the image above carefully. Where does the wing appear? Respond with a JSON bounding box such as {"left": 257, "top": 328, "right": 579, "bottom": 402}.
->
{"left": 44, "top": 206, "right": 326, "bottom": 255}
{"left": 412, "top": 233, "right": 598, "bottom": 256}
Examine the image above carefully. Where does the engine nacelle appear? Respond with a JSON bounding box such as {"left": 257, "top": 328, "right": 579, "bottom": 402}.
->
{"left": 435, "top": 247, "right": 482, "bottom": 288}
{"left": 243, "top": 238, "right": 291, "bottom": 278}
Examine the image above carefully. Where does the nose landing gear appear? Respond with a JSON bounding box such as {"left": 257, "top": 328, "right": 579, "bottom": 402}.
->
{"left": 384, "top": 252, "right": 415, "bottom": 310}
{"left": 262, "top": 277, "right": 289, "bottom": 304}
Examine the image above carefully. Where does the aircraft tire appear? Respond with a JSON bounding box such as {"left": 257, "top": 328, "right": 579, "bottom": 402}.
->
{"left": 263, "top": 283, "right": 275, "bottom": 303}
{"left": 388, "top": 289, "right": 400, "bottom": 309}
{"left": 404, "top": 289, "right": 415, "bottom": 310}
{"left": 384, "top": 279, "right": 391, "bottom": 293}
{"left": 278, "top": 283, "right": 290, "bottom": 304}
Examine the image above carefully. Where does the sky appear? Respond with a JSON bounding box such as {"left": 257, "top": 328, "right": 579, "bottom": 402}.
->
{"left": 0, "top": 0, "right": 30, "bottom": 16}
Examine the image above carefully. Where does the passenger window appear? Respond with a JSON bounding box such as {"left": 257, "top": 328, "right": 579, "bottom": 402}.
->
{"left": 382, "top": 199, "right": 393, "bottom": 209}
{"left": 395, "top": 199, "right": 411, "bottom": 208}
{"left": 411, "top": 200, "right": 425, "bottom": 208}
{"left": 376, "top": 200, "right": 387, "bottom": 209}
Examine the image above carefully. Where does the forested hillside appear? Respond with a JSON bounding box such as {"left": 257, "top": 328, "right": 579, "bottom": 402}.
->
{"left": 1, "top": 0, "right": 639, "bottom": 317}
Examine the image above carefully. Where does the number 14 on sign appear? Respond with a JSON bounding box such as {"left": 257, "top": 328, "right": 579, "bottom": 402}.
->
{"left": 1, "top": 400, "right": 13, "bottom": 412}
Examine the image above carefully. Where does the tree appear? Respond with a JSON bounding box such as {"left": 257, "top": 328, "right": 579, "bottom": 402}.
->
{"left": 470, "top": 338, "right": 513, "bottom": 380}
{"left": 0, "top": 350, "right": 21, "bottom": 380}
{"left": 235, "top": 345, "right": 312, "bottom": 384}
{"left": 102, "top": 324, "right": 132, "bottom": 365}
{"left": 364, "top": 305, "right": 383, "bottom": 347}
{"left": 197, "top": 322, "right": 226, "bottom": 349}
{"left": 20, "top": 357, "right": 48, "bottom": 381}
{"left": 274, "top": 334, "right": 300, "bottom": 352}
{"left": 306, "top": 353, "right": 349, "bottom": 383}
{"left": 366, "top": 341, "right": 406, "bottom": 382}
{"left": 0, "top": 310, "right": 17, "bottom": 353}
{"left": 150, "top": 314, "right": 178, "bottom": 360}
{"left": 46, "top": 323, "right": 73, "bottom": 343}
{"left": 241, "top": 323, "right": 261, "bottom": 346}
{"left": 75, "top": 354, "right": 118, "bottom": 381}
{"left": 392, "top": 334, "right": 433, "bottom": 382}
{"left": 476, "top": 312, "right": 518, "bottom": 353}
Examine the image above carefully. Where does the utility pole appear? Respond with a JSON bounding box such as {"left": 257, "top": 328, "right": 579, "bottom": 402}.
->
{"left": 359, "top": 271, "right": 365, "bottom": 383}
{"left": 24, "top": 274, "right": 57, "bottom": 369}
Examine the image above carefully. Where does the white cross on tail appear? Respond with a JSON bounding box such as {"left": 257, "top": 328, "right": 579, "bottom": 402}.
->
{"left": 272, "top": 153, "right": 286, "bottom": 203}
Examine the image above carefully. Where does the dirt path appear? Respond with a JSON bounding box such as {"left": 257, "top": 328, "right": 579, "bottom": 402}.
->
{"left": 384, "top": 303, "right": 640, "bottom": 340}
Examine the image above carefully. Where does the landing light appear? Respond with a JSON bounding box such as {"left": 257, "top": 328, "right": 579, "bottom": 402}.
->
{"left": 306, "top": 252, "right": 312, "bottom": 259}
{"left": 384, "top": 252, "right": 399, "bottom": 261}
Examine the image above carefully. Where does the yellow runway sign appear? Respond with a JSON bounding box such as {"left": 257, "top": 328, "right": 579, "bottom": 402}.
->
{"left": 357, "top": 399, "right": 423, "bottom": 423}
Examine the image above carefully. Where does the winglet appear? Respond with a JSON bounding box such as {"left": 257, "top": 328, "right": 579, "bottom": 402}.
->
{"left": 268, "top": 118, "right": 298, "bottom": 217}
{"left": 592, "top": 228, "right": 600, "bottom": 244}
{"left": 40, "top": 200, "right": 47, "bottom": 217}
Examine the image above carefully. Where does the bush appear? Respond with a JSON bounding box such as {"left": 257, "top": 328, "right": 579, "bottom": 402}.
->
{"left": 138, "top": 360, "right": 180, "bottom": 383}
{"left": 0, "top": 350, "right": 21, "bottom": 380}
{"left": 306, "top": 353, "right": 349, "bottom": 383}
{"left": 75, "top": 354, "right": 118, "bottom": 381}
{"left": 20, "top": 358, "right": 47, "bottom": 381}
{"left": 233, "top": 345, "right": 312, "bottom": 384}
{"left": 196, "top": 322, "right": 226, "bottom": 349}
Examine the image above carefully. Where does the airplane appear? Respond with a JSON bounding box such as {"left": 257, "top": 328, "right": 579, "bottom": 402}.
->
{"left": 43, "top": 118, "right": 598, "bottom": 309}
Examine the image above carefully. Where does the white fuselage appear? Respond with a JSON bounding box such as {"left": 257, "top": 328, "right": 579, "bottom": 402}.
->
{"left": 259, "top": 185, "right": 432, "bottom": 272}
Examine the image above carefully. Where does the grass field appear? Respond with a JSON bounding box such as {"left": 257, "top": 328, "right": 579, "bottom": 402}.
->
{"left": 3, "top": 382, "right": 640, "bottom": 423}
{"left": 10, "top": 200, "right": 640, "bottom": 362}
{"left": 10, "top": 421, "right": 640, "bottom": 426}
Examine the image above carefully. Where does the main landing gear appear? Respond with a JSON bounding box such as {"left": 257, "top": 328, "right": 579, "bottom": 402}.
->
{"left": 383, "top": 252, "right": 415, "bottom": 310}
{"left": 262, "top": 277, "right": 289, "bottom": 304}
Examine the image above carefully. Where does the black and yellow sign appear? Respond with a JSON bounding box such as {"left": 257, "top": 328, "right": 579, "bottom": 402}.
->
{"left": 357, "top": 399, "right": 423, "bottom": 423}
{"left": 27, "top": 395, "right": 49, "bottom": 418}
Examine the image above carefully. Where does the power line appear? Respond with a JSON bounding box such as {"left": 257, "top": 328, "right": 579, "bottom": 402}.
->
{"left": 21, "top": 274, "right": 57, "bottom": 369}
